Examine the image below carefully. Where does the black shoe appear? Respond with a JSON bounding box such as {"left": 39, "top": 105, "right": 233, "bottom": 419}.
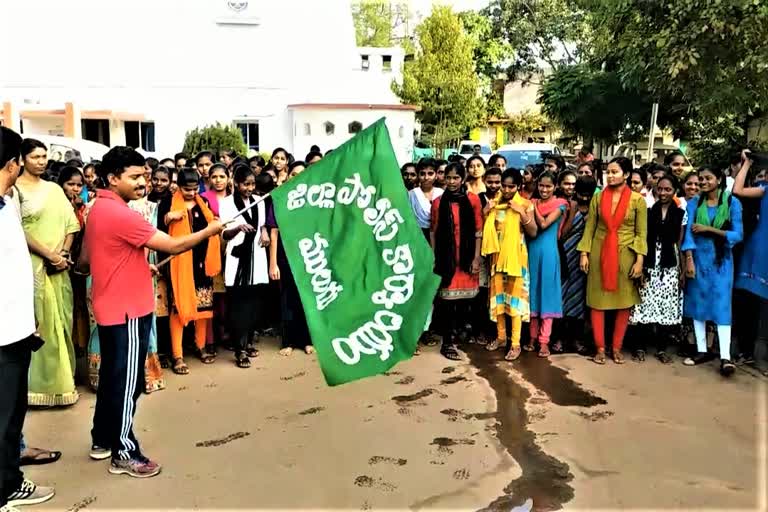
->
{"left": 720, "top": 360, "right": 735, "bottom": 377}
{"left": 683, "top": 352, "right": 716, "bottom": 366}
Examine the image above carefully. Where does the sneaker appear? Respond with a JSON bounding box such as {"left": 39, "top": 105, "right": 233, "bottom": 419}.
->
{"left": 89, "top": 445, "right": 111, "bottom": 460}
{"left": 7, "top": 479, "right": 55, "bottom": 506}
{"left": 0, "top": 504, "right": 21, "bottom": 512}
{"left": 109, "top": 457, "right": 161, "bottom": 478}
{"left": 720, "top": 360, "right": 736, "bottom": 377}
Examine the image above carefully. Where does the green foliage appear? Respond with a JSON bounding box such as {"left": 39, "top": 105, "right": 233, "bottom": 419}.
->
{"left": 352, "top": 1, "right": 394, "bottom": 47}
{"left": 458, "top": 10, "right": 512, "bottom": 119}
{"left": 393, "top": 6, "right": 483, "bottom": 151}
{"left": 538, "top": 65, "right": 653, "bottom": 144}
{"left": 586, "top": 0, "right": 768, "bottom": 123}
{"left": 505, "top": 110, "right": 548, "bottom": 142}
{"left": 486, "top": 0, "right": 593, "bottom": 81}
{"left": 182, "top": 123, "right": 247, "bottom": 158}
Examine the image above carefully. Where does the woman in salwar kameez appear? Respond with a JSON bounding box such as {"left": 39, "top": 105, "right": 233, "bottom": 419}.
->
{"left": 682, "top": 166, "right": 743, "bottom": 376}
{"left": 482, "top": 168, "right": 538, "bottom": 361}
{"left": 16, "top": 138, "right": 80, "bottom": 406}
{"left": 577, "top": 157, "right": 648, "bottom": 365}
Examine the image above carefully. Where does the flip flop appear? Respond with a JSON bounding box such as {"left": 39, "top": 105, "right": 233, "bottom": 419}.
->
{"left": 20, "top": 450, "right": 62, "bottom": 466}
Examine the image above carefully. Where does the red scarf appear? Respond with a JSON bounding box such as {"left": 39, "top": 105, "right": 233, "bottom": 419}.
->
{"left": 599, "top": 185, "right": 632, "bottom": 291}
{"left": 535, "top": 197, "right": 568, "bottom": 238}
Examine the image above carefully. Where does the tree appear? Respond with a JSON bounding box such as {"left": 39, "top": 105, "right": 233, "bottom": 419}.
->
{"left": 585, "top": 0, "right": 768, "bottom": 125}
{"left": 183, "top": 123, "right": 247, "bottom": 158}
{"left": 505, "top": 111, "right": 548, "bottom": 142}
{"left": 393, "top": 6, "right": 483, "bottom": 151}
{"left": 351, "top": 1, "right": 412, "bottom": 52}
{"left": 486, "top": 0, "right": 593, "bottom": 82}
{"left": 458, "top": 10, "right": 513, "bottom": 119}
{"left": 538, "top": 64, "right": 654, "bottom": 145}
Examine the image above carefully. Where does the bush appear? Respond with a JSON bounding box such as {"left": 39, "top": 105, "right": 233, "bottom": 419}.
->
{"left": 183, "top": 123, "right": 248, "bottom": 158}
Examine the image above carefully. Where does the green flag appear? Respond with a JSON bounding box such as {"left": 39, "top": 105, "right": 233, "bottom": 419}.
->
{"left": 271, "top": 118, "right": 440, "bottom": 386}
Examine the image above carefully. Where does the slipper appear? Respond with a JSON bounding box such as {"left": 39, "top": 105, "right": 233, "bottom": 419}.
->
{"left": 20, "top": 450, "right": 61, "bottom": 466}
{"left": 505, "top": 346, "right": 522, "bottom": 361}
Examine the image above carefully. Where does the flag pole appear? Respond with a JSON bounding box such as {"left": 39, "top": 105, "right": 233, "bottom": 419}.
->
{"left": 155, "top": 193, "right": 271, "bottom": 269}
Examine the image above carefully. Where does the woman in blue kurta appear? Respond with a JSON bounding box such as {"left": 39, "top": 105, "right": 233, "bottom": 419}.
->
{"left": 733, "top": 152, "right": 768, "bottom": 375}
{"left": 682, "top": 166, "right": 743, "bottom": 376}
{"left": 526, "top": 171, "right": 567, "bottom": 357}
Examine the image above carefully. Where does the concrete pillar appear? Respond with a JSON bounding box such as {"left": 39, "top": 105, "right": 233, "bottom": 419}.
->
{"left": 64, "top": 102, "right": 82, "bottom": 139}
{"left": 2, "top": 102, "right": 21, "bottom": 132}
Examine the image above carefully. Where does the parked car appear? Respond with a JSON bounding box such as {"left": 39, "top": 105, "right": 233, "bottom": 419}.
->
{"left": 496, "top": 143, "right": 563, "bottom": 170}
{"left": 24, "top": 134, "right": 110, "bottom": 163}
{"left": 458, "top": 140, "right": 493, "bottom": 162}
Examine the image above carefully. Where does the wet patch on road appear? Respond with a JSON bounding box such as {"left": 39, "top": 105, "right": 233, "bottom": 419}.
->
{"left": 467, "top": 345, "right": 600, "bottom": 511}
{"left": 368, "top": 456, "right": 407, "bottom": 466}
{"left": 195, "top": 431, "right": 250, "bottom": 447}
{"left": 392, "top": 388, "right": 447, "bottom": 404}
{"left": 383, "top": 370, "right": 403, "bottom": 376}
{"left": 440, "top": 408, "right": 496, "bottom": 422}
{"left": 514, "top": 355, "right": 606, "bottom": 407}
{"left": 66, "top": 496, "right": 96, "bottom": 512}
{"left": 577, "top": 410, "right": 614, "bottom": 422}
{"left": 354, "top": 475, "right": 397, "bottom": 491}
{"left": 395, "top": 376, "right": 415, "bottom": 385}
{"left": 441, "top": 366, "right": 457, "bottom": 374}
{"left": 298, "top": 406, "right": 325, "bottom": 415}
{"left": 430, "top": 437, "right": 476, "bottom": 447}
{"left": 440, "top": 375, "right": 468, "bottom": 385}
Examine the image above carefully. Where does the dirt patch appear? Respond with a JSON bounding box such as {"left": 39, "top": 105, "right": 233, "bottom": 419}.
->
{"left": 280, "top": 371, "right": 306, "bottom": 381}
{"left": 453, "top": 468, "right": 471, "bottom": 480}
{"left": 354, "top": 475, "right": 397, "bottom": 492}
{"left": 195, "top": 431, "right": 250, "bottom": 448}
{"left": 392, "top": 388, "right": 435, "bottom": 404}
{"left": 395, "top": 376, "right": 415, "bottom": 385}
{"left": 299, "top": 407, "right": 325, "bottom": 416}
{"left": 383, "top": 371, "right": 403, "bottom": 376}
{"left": 66, "top": 496, "right": 97, "bottom": 512}
{"left": 577, "top": 410, "right": 615, "bottom": 422}
{"left": 440, "top": 408, "right": 496, "bottom": 422}
{"left": 430, "top": 437, "right": 476, "bottom": 447}
{"left": 441, "top": 366, "right": 456, "bottom": 374}
{"left": 368, "top": 456, "right": 407, "bottom": 466}
{"left": 440, "top": 375, "right": 468, "bottom": 385}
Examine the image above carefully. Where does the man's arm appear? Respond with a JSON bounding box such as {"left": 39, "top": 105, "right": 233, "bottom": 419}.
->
{"left": 145, "top": 220, "right": 224, "bottom": 255}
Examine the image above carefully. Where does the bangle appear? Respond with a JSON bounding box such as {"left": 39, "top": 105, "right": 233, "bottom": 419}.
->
{"left": 50, "top": 256, "right": 64, "bottom": 266}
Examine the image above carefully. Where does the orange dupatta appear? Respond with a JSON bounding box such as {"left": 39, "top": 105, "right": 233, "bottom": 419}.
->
{"left": 599, "top": 185, "right": 631, "bottom": 292}
{"left": 169, "top": 191, "right": 222, "bottom": 326}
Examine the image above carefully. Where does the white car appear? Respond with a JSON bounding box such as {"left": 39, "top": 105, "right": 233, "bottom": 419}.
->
{"left": 23, "top": 134, "right": 110, "bottom": 163}
{"left": 496, "top": 143, "right": 563, "bottom": 170}
{"left": 457, "top": 140, "right": 493, "bottom": 163}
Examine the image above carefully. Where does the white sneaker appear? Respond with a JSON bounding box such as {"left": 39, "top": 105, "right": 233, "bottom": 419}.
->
{"left": 0, "top": 503, "right": 21, "bottom": 512}
{"left": 6, "top": 479, "right": 55, "bottom": 506}
{"left": 89, "top": 445, "right": 111, "bottom": 460}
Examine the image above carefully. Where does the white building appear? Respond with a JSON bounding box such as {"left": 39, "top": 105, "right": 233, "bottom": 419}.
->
{"left": 0, "top": 0, "right": 416, "bottom": 163}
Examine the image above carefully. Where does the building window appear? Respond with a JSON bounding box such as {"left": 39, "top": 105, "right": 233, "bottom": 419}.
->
{"left": 303, "top": 123, "right": 311, "bottom": 136}
{"left": 124, "top": 121, "right": 154, "bottom": 151}
{"left": 236, "top": 121, "right": 260, "bottom": 150}
{"left": 382, "top": 55, "right": 392, "bottom": 72}
{"left": 398, "top": 125, "right": 405, "bottom": 138}
{"left": 324, "top": 121, "right": 335, "bottom": 136}
{"left": 361, "top": 55, "right": 369, "bottom": 71}
{"left": 83, "top": 119, "right": 111, "bottom": 146}
{"left": 348, "top": 121, "right": 362, "bottom": 134}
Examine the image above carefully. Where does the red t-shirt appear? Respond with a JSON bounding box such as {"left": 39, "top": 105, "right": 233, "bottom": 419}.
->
{"left": 85, "top": 190, "right": 157, "bottom": 326}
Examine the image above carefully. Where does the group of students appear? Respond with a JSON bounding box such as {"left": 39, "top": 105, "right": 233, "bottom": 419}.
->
{"left": 404, "top": 149, "right": 768, "bottom": 378}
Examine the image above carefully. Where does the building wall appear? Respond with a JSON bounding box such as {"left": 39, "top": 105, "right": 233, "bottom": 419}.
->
{"left": 22, "top": 117, "right": 64, "bottom": 137}
{"left": 0, "top": 0, "right": 412, "bottom": 158}
{"left": 291, "top": 109, "right": 414, "bottom": 165}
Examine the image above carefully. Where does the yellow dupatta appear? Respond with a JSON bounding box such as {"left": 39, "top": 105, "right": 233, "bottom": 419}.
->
{"left": 481, "top": 193, "right": 529, "bottom": 277}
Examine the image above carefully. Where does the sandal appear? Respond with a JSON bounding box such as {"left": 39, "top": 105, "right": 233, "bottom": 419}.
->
{"left": 538, "top": 345, "right": 550, "bottom": 358}
{"left": 476, "top": 334, "right": 488, "bottom": 346}
{"left": 656, "top": 351, "right": 673, "bottom": 364}
{"left": 304, "top": 345, "right": 315, "bottom": 355}
{"left": 424, "top": 337, "right": 439, "bottom": 347}
{"left": 720, "top": 360, "right": 735, "bottom": 377}
{"left": 200, "top": 345, "right": 216, "bottom": 364}
{"left": 613, "top": 352, "right": 626, "bottom": 365}
{"left": 413, "top": 346, "right": 421, "bottom": 356}
{"left": 246, "top": 343, "right": 259, "bottom": 358}
{"left": 279, "top": 347, "right": 293, "bottom": 356}
{"left": 591, "top": 350, "right": 606, "bottom": 365}
{"left": 20, "top": 448, "right": 61, "bottom": 466}
{"left": 235, "top": 353, "right": 251, "bottom": 369}
{"left": 505, "top": 346, "right": 522, "bottom": 361}
{"left": 172, "top": 358, "right": 189, "bottom": 375}
{"left": 522, "top": 343, "right": 535, "bottom": 352}
{"left": 550, "top": 340, "right": 564, "bottom": 354}
{"left": 440, "top": 344, "right": 462, "bottom": 361}
{"left": 159, "top": 355, "right": 172, "bottom": 369}
{"left": 632, "top": 349, "right": 646, "bottom": 362}
{"left": 486, "top": 339, "right": 503, "bottom": 351}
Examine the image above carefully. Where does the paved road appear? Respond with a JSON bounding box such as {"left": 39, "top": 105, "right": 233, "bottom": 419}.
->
{"left": 23, "top": 340, "right": 766, "bottom": 511}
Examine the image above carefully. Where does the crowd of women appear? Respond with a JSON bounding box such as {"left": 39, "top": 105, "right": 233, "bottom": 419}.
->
{"left": 404, "top": 149, "right": 767, "bottom": 378}
{"left": 10, "top": 138, "right": 767, "bottom": 412}
{"left": 13, "top": 140, "right": 327, "bottom": 408}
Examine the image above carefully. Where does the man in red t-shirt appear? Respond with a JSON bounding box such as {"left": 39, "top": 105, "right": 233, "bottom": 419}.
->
{"left": 82, "top": 146, "right": 222, "bottom": 478}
